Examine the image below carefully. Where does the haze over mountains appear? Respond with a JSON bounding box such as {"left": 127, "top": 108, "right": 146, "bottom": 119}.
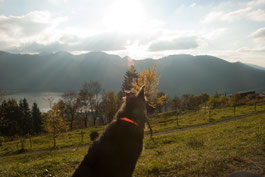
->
{"left": 1, "top": 51, "right": 265, "bottom": 97}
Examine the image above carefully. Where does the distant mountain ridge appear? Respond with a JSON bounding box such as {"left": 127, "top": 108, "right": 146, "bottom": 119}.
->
{"left": 244, "top": 63, "right": 265, "bottom": 71}
{"left": 1, "top": 51, "right": 265, "bottom": 96}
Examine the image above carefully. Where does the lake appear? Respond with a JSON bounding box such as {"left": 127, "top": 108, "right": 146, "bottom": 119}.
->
{"left": 3, "top": 92, "right": 63, "bottom": 112}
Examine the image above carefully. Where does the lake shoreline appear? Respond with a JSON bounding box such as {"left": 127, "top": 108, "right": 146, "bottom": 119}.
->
{"left": 3, "top": 92, "right": 64, "bottom": 112}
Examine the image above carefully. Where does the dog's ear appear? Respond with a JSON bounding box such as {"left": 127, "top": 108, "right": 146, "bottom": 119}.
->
{"left": 124, "top": 90, "right": 135, "bottom": 102}
{"left": 125, "top": 90, "right": 134, "bottom": 97}
{"left": 137, "top": 85, "right": 145, "bottom": 100}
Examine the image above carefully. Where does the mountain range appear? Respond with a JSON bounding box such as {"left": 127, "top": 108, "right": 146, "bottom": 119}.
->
{"left": 1, "top": 51, "right": 265, "bottom": 97}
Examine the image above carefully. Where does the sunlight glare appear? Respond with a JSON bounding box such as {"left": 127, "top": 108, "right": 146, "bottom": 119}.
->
{"left": 102, "top": 0, "right": 146, "bottom": 32}
{"left": 126, "top": 42, "right": 146, "bottom": 59}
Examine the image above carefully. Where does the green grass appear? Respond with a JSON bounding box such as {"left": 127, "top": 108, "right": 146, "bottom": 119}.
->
{"left": 147, "top": 102, "right": 265, "bottom": 134}
{"left": 0, "top": 127, "right": 104, "bottom": 156}
{"left": 135, "top": 113, "right": 265, "bottom": 176}
{"left": 0, "top": 112, "right": 264, "bottom": 176}
{"left": 1, "top": 102, "right": 265, "bottom": 156}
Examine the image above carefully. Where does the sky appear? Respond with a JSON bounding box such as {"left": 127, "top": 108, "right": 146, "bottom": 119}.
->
{"left": 0, "top": 0, "right": 265, "bottom": 66}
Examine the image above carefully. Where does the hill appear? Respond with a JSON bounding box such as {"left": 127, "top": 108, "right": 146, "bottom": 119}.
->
{"left": 245, "top": 63, "right": 265, "bottom": 71}
{"left": 1, "top": 51, "right": 265, "bottom": 96}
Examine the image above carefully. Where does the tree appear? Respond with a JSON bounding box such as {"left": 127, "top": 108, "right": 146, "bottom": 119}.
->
{"left": 83, "top": 81, "right": 103, "bottom": 125}
{"left": 163, "top": 96, "right": 171, "bottom": 112}
{"left": 182, "top": 94, "right": 200, "bottom": 110}
{"left": 207, "top": 92, "right": 220, "bottom": 120}
{"left": 253, "top": 95, "right": 259, "bottom": 112}
{"left": 0, "top": 99, "right": 21, "bottom": 137}
{"left": 62, "top": 91, "right": 79, "bottom": 130}
{"left": 43, "top": 99, "right": 68, "bottom": 148}
{"left": 199, "top": 93, "right": 209, "bottom": 113}
{"left": 121, "top": 65, "right": 138, "bottom": 94}
{"left": 219, "top": 95, "right": 229, "bottom": 108}
{"left": 131, "top": 64, "right": 167, "bottom": 108}
{"left": 171, "top": 96, "right": 182, "bottom": 126}
{"left": 171, "top": 96, "right": 181, "bottom": 111}
{"left": 0, "top": 99, "right": 3, "bottom": 137}
{"left": 102, "top": 91, "right": 120, "bottom": 123}
{"left": 0, "top": 90, "right": 5, "bottom": 104}
{"left": 156, "top": 92, "right": 169, "bottom": 113}
{"left": 18, "top": 98, "right": 32, "bottom": 150}
{"left": 19, "top": 98, "right": 33, "bottom": 136}
{"left": 31, "top": 102, "right": 42, "bottom": 135}
{"left": 78, "top": 87, "right": 93, "bottom": 128}
{"left": 85, "top": 81, "right": 103, "bottom": 99}
{"left": 230, "top": 93, "right": 241, "bottom": 116}
{"left": 247, "top": 94, "right": 259, "bottom": 111}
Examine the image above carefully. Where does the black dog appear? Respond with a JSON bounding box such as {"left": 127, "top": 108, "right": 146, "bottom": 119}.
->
{"left": 72, "top": 85, "right": 150, "bottom": 177}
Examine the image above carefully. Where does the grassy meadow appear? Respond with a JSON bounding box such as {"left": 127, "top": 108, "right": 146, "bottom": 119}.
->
{"left": 0, "top": 103, "right": 264, "bottom": 176}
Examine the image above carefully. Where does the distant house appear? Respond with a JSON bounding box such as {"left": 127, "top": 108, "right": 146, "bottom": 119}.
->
{"left": 230, "top": 91, "right": 265, "bottom": 100}
{"left": 226, "top": 90, "right": 256, "bottom": 99}
{"left": 257, "top": 93, "right": 265, "bottom": 100}
{"left": 238, "top": 91, "right": 256, "bottom": 98}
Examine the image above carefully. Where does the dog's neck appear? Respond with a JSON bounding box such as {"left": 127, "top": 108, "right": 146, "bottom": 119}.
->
{"left": 120, "top": 117, "right": 139, "bottom": 126}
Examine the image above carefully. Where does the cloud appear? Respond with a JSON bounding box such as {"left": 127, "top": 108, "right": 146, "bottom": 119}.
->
{"left": 48, "top": 0, "right": 70, "bottom": 5}
{"left": 0, "top": 11, "right": 68, "bottom": 52}
{"left": 78, "top": 33, "right": 128, "bottom": 51}
{"left": 7, "top": 32, "right": 132, "bottom": 53}
{"left": 148, "top": 37, "right": 199, "bottom": 51}
{"left": 247, "top": 0, "right": 265, "bottom": 7}
{"left": 14, "top": 31, "right": 204, "bottom": 53}
{"left": 223, "top": 8, "right": 252, "bottom": 22}
{"left": 238, "top": 46, "right": 265, "bottom": 53}
{"left": 201, "top": 46, "right": 265, "bottom": 67}
{"left": 202, "top": 28, "right": 227, "bottom": 40}
{"left": 22, "top": 42, "right": 69, "bottom": 53}
{"left": 250, "top": 27, "right": 265, "bottom": 41}
{"left": 2, "top": 42, "right": 65, "bottom": 54}
{"left": 247, "top": 9, "right": 265, "bottom": 21}
{"left": 0, "top": 10, "right": 143, "bottom": 53}
{"left": 202, "top": 11, "right": 225, "bottom": 23}
{"left": 202, "top": 1, "right": 265, "bottom": 23}
{"left": 0, "top": 11, "right": 66, "bottom": 39}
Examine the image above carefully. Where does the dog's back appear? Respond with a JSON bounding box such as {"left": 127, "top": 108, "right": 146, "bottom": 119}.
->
{"left": 73, "top": 120, "right": 144, "bottom": 177}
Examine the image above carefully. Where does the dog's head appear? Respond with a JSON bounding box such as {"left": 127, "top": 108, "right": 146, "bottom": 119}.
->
{"left": 116, "top": 85, "right": 154, "bottom": 127}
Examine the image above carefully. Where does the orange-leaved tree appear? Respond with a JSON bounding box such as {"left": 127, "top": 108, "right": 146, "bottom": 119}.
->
{"left": 131, "top": 64, "right": 167, "bottom": 109}
{"left": 43, "top": 97, "right": 68, "bottom": 148}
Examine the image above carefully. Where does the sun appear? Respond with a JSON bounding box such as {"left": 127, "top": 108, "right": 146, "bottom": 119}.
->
{"left": 102, "top": 0, "right": 146, "bottom": 32}
{"left": 126, "top": 41, "right": 147, "bottom": 59}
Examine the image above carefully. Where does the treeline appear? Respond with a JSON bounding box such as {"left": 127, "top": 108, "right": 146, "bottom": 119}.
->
{"left": 0, "top": 98, "right": 42, "bottom": 138}
{"left": 169, "top": 92, "right": 263, "bottom": 118}
{"left": 0, "top": 97, "right": 42, "bottom": 149}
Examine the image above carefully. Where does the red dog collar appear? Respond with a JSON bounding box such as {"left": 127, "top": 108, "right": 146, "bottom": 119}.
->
{"left": 120, "top": 117, "right": 139, "bottom": 126}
